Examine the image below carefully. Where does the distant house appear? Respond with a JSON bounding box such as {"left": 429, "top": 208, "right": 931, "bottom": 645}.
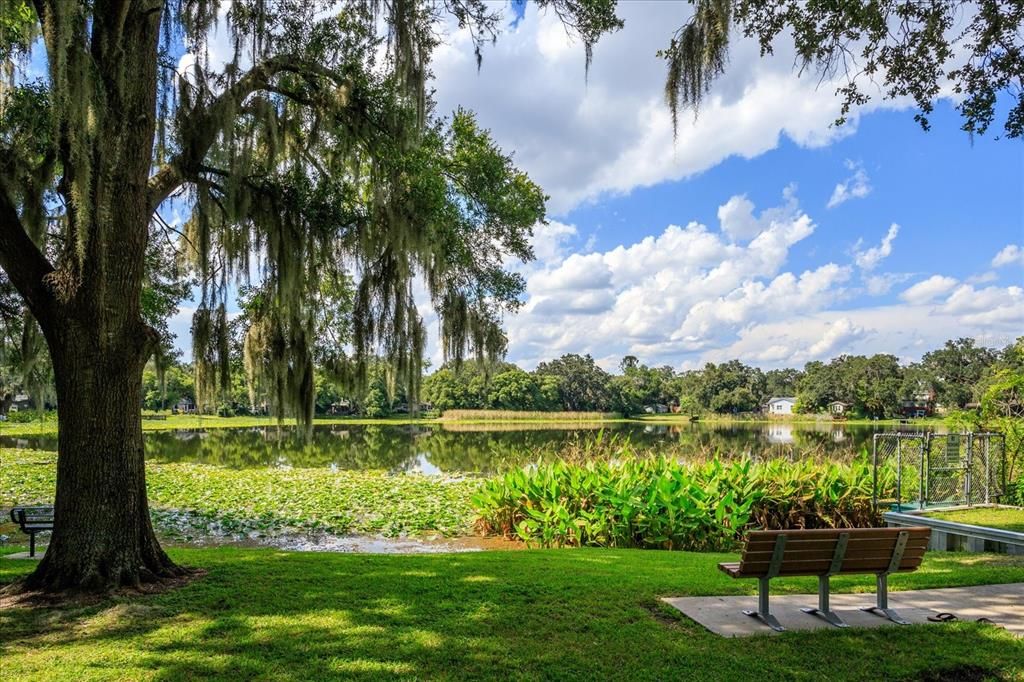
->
{"left": 328, "top": 400, "right": 353, "bottom": 415}
{"left": 643, "top": 404, "right": 670, "bottom": 414}
{"left": 8, "top": 393, "right": 34, "bottom": 413}
{"left": 174, "top": 397, "right": 196, "bottom": 414}
{"left": 829, "top": 401, "right": 851, "bottom": 418}
{"left": 900, "top": 387, "right": 936, "bottom": 418}
{"left": 766, "top": 397, "right": 796, "bottom": 416}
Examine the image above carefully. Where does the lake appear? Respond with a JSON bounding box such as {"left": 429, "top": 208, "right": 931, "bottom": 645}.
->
{"left": 0, "top": 421, "right": 916, "bottom": 474}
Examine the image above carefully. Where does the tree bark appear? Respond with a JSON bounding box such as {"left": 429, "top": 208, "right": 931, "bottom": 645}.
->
{"left": 21, "top": 322, "right": 183, "bottom": 591}
{"left": 9, "top": 4, "right": 187, "bottom": 592}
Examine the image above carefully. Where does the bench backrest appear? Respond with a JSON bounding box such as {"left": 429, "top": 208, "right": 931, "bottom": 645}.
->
{"left": 10, "top": 506, "right": 55, "bottom": 528}
{"left": 736, "top": 527, "right": 931, "bottom": 578}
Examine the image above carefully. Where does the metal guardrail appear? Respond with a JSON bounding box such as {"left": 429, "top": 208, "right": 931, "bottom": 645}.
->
{"left": 883, "top": 510, "right": 1024, "bottom": 548}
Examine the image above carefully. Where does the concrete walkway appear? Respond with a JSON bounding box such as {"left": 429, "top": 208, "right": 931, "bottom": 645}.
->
{"left": 662, "top": 583, "right": 1024, "bottom": 637}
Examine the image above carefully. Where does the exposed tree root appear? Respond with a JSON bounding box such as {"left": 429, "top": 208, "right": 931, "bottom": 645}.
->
{"left": 0, "top": 567, "right": 205, "bottom": 609}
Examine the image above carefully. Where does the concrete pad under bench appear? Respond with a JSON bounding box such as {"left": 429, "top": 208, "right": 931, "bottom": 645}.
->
{"left": 662, "top": 583, "right": 1024, "bottom": 637}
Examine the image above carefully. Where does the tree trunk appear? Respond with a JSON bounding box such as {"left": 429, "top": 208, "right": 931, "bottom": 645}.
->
{"left": 0, "top": 6, "right": 184, "bottom": 592}
{"left": 22, "top": 330, "right": 182, "bottom": 592}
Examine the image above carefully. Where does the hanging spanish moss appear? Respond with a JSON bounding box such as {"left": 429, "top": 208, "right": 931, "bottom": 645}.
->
{"left": 661, "top": 0, "right": 732, "bottom": 136}
{"left": 191, "top": 302, "right": 230, "bottom": 412}
{"left": 159, "top": 3, "right": 543, "bottom": 428}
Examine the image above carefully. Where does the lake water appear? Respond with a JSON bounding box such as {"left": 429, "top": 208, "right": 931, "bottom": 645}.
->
{"left": 0, "top": 421, "right": 919, "bottom": 474}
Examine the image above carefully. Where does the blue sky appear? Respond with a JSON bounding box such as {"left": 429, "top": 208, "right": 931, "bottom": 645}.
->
{"left": 417, "top": 1, "right": 1024, "bottom": 371}
{"left": 165, "top": 1, "right": 1023, "bottom": 372}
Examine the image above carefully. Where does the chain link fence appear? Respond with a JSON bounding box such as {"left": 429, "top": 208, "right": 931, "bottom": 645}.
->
{"left": 872, "top": 432, "right": 1006, "bottom": 510}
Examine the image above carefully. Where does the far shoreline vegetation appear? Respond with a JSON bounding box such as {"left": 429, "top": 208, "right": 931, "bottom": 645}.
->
{"left": 4, "top": 336, "right": 1019, "bottom": 430}
{"left": 0, "top": 410, "right": 951, "bottom": 438}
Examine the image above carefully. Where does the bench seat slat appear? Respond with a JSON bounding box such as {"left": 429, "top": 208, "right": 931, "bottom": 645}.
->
{"left": 733, "top": 556, "right": 926, "bottom": 577}
{"left": 718, "top": 562, "right": 742, "bottom": 578}
{"left": 740, "top": 541, "right": 928, "bottom": 563}
{"left": 742, "top": 537, "right": 927, "bottom": 553}
{"left": 744, "top": 528, "right": 930, "bottom": 539}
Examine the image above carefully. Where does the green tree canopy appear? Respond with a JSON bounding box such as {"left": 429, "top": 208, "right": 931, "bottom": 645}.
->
{"left": 534, "top": 353, "right": 613, "bottom": 412}
{"left": 922, "top": 337, "right": 998, "bottom": 408}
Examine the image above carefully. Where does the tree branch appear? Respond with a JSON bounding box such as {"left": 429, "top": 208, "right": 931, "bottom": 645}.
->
{"left": 0, "top": 188, "right": 56, "bottom": 322}
{"left": 147, "top": 55, "right": 351, "bottom": 211}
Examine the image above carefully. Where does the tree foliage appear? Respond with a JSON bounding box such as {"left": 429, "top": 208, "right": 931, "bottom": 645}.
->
{"left": 0, "top": 0, "right": 628, "bottom": 431}
{"left": 0, "top": 0, "right": 622, "bottom": 591}
{"left": 922, "top": 337, "right": 998, "bottom": 409}
{"left": 661, "top": 0, "right": 1024, "bottom": 138}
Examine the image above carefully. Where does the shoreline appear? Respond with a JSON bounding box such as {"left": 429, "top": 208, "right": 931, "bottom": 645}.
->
{"left": 0, "top": 412, "right": 946, "bottom": 437}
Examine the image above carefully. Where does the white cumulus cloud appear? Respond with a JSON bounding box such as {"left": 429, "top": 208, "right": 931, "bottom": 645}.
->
{"left": 827, "top": 160, "right": 872, "bottom": 208}
{"left": 432, "top": 3, "right": 905, "bottom": 215}
{"left": 992, "top": 244, "right": 1024, "bottom": 268}
{"left": 900, "top": 275, "right": 959, "bottom": 304}
{"left": 853, "top": 223, "right": 900, "bottom": 271}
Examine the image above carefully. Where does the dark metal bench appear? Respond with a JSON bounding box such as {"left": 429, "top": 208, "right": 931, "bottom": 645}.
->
{"left": 719, "top": 526, "right": 932, "bottom": 631}
{"left": 9, "top": 506, "right": 54, "bottom": 557}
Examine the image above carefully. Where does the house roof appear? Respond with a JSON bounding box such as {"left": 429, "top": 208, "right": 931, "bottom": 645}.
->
{"left": 767, "top": 396, "right": 797, "bottom": 404}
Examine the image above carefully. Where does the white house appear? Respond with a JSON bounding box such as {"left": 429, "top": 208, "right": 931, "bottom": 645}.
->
{"left": 766, "top": 396, "right": 797, "bottom": 416}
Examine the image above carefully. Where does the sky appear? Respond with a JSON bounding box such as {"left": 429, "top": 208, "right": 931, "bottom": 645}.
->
{"left": 170, "top": 1, "right": 1024, "bottom": 373}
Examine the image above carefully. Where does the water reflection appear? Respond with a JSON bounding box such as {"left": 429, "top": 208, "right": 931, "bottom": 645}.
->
{"left": 0, "top": 421, "right": 910, "bottom": 474}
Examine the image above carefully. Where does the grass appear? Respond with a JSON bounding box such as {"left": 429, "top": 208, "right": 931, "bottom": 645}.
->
{"left": 927, "top": 506, "right": 1024, "bottom": 533}
{"left": 1, "top": 412, "right": 954, "bottom": 438}
{"left": 1, "top": 545, "right": 1022, "bottom": 681}
{"left": 1, "top": 449, "right": 480, "bottom": 538}
{"left": 0, "top": 414, "right": 438, "bottom": 437}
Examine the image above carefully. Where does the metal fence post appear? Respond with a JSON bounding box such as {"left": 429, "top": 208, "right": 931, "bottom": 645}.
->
{"left": 924, "top": 432, "right": 931, "bottom": 508}
{"left": 984, "top": 436, "right": 990, "bottom": 504}
{"left": 871, "top": 434, "right": 878, "bottom": 512}
{"left": 965, "top": 432, "right": 973, "bottom": 506}
{"left": 896, "top": 436, "right": 902, "bottom": 510}
{"left": 918, "top": 436, "right": 925, "bottom": 509}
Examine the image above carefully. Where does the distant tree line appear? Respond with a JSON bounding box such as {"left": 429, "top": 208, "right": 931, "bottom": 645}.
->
{"left": 421, "top": 337, "right": 1023, "bottom": 420}
{"left": 4, "top": 334, "right": 1021, "bottom": 421}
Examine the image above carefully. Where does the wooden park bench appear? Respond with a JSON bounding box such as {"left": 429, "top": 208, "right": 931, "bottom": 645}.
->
{"left": 9, "top": 506, "right": 54, "bottom": 557}
{"left": 719, "top": 526, "right": 932, "bottom": 631}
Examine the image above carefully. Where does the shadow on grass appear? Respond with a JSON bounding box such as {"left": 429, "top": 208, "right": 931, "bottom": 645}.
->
{"left": 0, "top": 548, "right": 1021, "bottom": 681}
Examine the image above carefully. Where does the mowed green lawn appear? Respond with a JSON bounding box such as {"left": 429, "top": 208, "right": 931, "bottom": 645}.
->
{"left": 928, "top": 506, "right": 1024, "bottom": 534}
{"left": 2, "top": 546, "right": 1023, "bottom": 681}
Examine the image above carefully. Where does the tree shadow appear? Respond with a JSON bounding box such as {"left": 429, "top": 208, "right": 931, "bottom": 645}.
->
{"left": 0, "top": 548, "right": 1020, "bottom": 681}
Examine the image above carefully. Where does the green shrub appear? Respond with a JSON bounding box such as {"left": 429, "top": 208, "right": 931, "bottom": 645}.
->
{"left": 473, "top": 452, "right": 891, "bottom": 551}
{"left": 2, "top": 409, "right": 56, "bottom": 424}
{"left": 1005, "top": 478, "right": 1024, "bottom": 506}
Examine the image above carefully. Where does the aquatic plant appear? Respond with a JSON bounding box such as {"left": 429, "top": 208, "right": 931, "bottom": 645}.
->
{"left": 473, "top": 451, "right": 891, "bottom": 551}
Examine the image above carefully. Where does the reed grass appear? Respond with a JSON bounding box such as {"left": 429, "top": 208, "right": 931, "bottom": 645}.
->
{"left": 441, "top": 409, "right": 618, "bottom": 421}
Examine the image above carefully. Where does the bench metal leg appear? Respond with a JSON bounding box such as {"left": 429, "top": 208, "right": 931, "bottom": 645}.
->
{"left": 801, "top": 575, "right": 848, "bottom": 628}
{"left": 859, "top": 574, "right": 910, "bottom": 625}
{"left": 29, "top": 532, "right": 36, "bottom": 558}
{"left": 743, "top": 577, "right": 786, "bottom": 632}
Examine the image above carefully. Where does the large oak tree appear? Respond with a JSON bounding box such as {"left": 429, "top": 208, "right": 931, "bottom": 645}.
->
{"left": 0, "top": 0, "right": 621, "bottom": 591}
